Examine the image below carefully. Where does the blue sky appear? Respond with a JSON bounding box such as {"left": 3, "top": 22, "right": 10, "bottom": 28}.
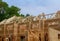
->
{"left": 3, "top": 0, "right": 60, "bottom": 16}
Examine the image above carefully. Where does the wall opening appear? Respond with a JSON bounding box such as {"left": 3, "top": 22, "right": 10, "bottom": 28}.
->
{"left": 0, "top": 36, "right": 2, "bottom": 41}
{"left": 20, "top": 36, "right": 25, "bottom": 41}
{"left": 2, "top": 37, "right": 4, "bottom": 41}
{"left": 39, "top": 34, "right": 41, "bottom": 41}
{"left": 58, "top": 34, "right": 60, "bottom": 39}
{"left": 39, "top": 37, "right": 41, "bottom": 41}
{"left": 45, "top": 33, "right": 48, "bottom": 41}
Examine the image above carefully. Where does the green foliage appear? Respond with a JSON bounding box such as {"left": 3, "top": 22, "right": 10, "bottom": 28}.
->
{"left": 0, "top": 1, "right": 8, "bottom": 21}
{"left": 0, "top": 0, "right": 31, "bottom": 22}
{"left": 6, "top": 6, "right": 21, "bottom": 18}
{"left": 20, "top": 14, "right": 25, "bottom": 17}
{"left": 0, "top": 2, "right": 8, "bottom": 8}
{"left": 0, "top": 0, "right": 2, "bottom": 2}
{"left": 26, "top": 14, "right": 30, "bottom": 17}
{"left": 0, "top": 1, "right": 25, "bottom": 22}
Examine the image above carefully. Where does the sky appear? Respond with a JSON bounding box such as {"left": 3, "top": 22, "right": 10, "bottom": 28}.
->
{"left": 3, "top": 0, "right": 60, "bottom": 16}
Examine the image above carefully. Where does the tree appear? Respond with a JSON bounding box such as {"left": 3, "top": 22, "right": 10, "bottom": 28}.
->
{"left": 0, "top": 0, "right": 2, "bottom": 2}
{"left": 0, "top": 1, "right": 8, "bottom": 21}
{"left": 20, "top": 14, "right": 25, "bottom": 17}
{"left": 0, "top": 0, "right": 25, "bottom": 22}
{"left": 26, "top": 14, "right": 30, "bottom": 17}
{"left": 6, "top": 6, "right": 20, "bottom": 18}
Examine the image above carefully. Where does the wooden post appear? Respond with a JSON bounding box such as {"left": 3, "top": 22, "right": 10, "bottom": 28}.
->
{"left": 14, "top": 22, "right": 18, "bottom": 41}
{"left": 4, "top": 24, "right": 6, "bottom": 41}
{"left": 41, "top": 19, "right": 45, "bottom": 41}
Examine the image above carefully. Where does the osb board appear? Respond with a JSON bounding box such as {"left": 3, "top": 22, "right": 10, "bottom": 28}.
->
{"left": 0, "top": 24, "right": 4, "bottom": 36}
{"left": 5, "top": 23, "right": 14, "bottom": 35}
{"left": 28, "top": 31, "right": 39, "bottom": 41}
{"left": 18, "top": 23, "right": 28, "bottom": 34}
{"left": 31, "top": 21, "right": 39, "bottom": 31}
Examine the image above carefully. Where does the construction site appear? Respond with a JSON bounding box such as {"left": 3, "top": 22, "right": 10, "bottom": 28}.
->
{"left": 0, "top": 11, "right": 60, "bottom": 41}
